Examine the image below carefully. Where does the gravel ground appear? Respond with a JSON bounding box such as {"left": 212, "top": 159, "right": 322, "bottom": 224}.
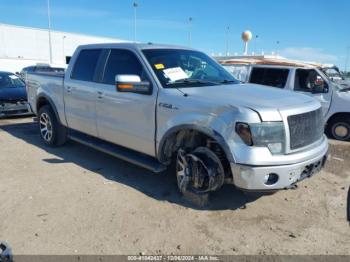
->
{"left": 0, "top": 117, "right": 349, "bottom": 255}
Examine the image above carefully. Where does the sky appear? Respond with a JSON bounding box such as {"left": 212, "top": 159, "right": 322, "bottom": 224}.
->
{"left": 0, "top": 0, "right": 349, "bottom": 70}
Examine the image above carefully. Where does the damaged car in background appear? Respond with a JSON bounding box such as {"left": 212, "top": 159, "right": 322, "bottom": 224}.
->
{"left": 26, "top": 43, "right": 328, "bottom": 197}
{"left": 0, "top": 71, "right": 32, "bottom": 118}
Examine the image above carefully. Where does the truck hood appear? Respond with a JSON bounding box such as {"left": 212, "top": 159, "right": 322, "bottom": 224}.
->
{"left": 180, "top": 83, "right": 319, "bottom": 121}
{"left": 0, "top": 87, "right": 27, "bottom": 103}
{"left": 335, "top": 79, "right": 350, "bottom": 89}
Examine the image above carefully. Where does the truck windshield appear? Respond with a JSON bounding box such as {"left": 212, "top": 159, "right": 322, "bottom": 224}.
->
{"left": 142, "top": 49, "right": 238, "bottom": 88}
{"left": 0, "top": 73, "right": 25, "bottom": 89}
{"left": 321, "top": 67, "right": 343, "bottom": 80}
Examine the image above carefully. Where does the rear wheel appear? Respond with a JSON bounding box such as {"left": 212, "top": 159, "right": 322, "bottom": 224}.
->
{"left": 327, "top": 117, "right": 350, "bottom": 141}
{"left": 38, "top": 105, "right": 67, "bottom": 147}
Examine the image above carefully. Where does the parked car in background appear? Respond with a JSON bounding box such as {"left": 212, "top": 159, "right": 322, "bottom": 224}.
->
{"left": 219, "top": 57, "right": 350, "bottom": 141}
{"left": 25, "top": 43, "right": 328, "bottom": 196}
{"left": 19, "top": 64, "right": 65, "bottom": 79}
{"left": 0, "top": 71, "right": 32, "bottom": 117}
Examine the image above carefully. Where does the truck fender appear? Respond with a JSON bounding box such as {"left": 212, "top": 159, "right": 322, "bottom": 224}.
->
{"left": 157, "top": 124, "right": 235, "bottom": 164}
{"left": 36, "top": 93, "right": 62, "bottom": 124}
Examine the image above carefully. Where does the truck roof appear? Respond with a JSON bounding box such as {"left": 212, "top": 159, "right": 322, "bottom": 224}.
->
{"left": 217, "top": 56, "right": 326, "bottom": 69}
{"left": 76, "top": 42, "right": 195, "bottom": 51}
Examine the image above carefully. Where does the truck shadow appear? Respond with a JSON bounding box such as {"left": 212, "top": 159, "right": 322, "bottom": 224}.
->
{"left": 0, "top": 119, "right": 262, "bottom": 211}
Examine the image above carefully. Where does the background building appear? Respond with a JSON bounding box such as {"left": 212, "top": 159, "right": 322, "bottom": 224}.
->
{"left": 0, "top": 23, "right": 128, "bottom": 73}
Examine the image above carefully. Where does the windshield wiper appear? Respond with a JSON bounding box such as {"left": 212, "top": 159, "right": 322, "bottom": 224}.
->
{"left": 219, "top": 79, "right": 236, "bottom": 84}
{"left": 166, "top": 79, "right": 219, "bottom": 87}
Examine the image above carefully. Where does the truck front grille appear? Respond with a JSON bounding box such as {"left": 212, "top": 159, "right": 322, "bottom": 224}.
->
{"left": 288, "top": 108, "right": 324, "bottom": 150}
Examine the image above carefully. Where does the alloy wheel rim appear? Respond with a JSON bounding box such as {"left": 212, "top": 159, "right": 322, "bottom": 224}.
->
{"left": 176, "top": 150, "right": 190, "bottom": 193}
{"left": 39, "top": 113, "right": 53, "bottom": 142}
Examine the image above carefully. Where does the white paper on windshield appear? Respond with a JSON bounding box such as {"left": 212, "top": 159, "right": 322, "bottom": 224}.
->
{"left": 163, "top": 67, "right": 189, "bottom": 82}
{"left": 9, "top": 75, "right": 19, "bottom": 80}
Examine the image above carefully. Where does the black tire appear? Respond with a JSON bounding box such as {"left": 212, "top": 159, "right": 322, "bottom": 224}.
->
{"left": 38, "top": 105, "right": 67, "bottom": 147}
{"left": 326, "top": 117, "right": 350, "bottom": 141}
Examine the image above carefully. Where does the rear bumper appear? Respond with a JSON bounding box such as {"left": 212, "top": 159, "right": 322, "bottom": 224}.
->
{"left": 0, "top": 102, "right": 32, "bottom": 117}
{"left": 230, "top": 139, "right": 328, "bottom": 191}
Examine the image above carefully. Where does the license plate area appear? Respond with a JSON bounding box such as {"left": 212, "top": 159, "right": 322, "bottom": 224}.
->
{"left": 300, "top": 159, "right": 323, "bottom": 180}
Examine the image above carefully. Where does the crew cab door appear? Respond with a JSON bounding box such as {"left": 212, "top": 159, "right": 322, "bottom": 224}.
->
{"left": 94, "top": 48, "right": 157, "bottom": 157}
{"left": 292, "top": 68, "right": 332, "bottom": 116}
{"left": 63, "top": 49, "right": 103, "bottom": 136}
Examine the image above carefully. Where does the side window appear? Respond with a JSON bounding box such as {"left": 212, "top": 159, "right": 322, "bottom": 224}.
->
{"left": 36, "top": 67, "right": 50, "bottom": 73}
{"left": 294, "top": 69, "right": 327, "bottom": 92}
{"left": 223, "top": 65, "right": 249, "bottom": 82}
{"left": 71, "top": 49, "right": 102, "bottom": 81}
{"left": 249, "top": 68, "right": 265, "bottom": 84}
{"left": 102, "top": 49, "right": 146, "bottom": 85}
{"left": 250, "top": 68, "right": 289, "bottom": 88}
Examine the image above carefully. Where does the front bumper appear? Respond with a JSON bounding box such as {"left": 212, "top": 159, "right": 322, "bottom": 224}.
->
{"left": 230, "top": 139, "right": 328, "bottom": 191}
{"left": 0, "top": 102, "right": 32, "bottom": 117}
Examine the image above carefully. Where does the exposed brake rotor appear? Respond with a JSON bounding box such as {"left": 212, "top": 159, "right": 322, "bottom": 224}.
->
{"left": 176, "top": 147, "right": 225, "bottom": 195}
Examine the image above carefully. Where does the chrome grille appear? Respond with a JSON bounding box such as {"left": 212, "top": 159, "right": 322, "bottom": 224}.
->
{"left": 288, "top": 108, "right": 324, "bottom": 150}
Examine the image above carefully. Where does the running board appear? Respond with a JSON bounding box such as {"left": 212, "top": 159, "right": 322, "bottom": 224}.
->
{"left": 67, "top": 130, "right": 167, "bottom": 173}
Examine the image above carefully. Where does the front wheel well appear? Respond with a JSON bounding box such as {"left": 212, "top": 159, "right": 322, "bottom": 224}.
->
{"left": 159, "top": 129, "right": 232, "bottom": 178}
{"left": 327, "top": 112, "right": 350, "bottom": 125}
{"left": 326, "top": 112, "right": 350, "bottom": 140}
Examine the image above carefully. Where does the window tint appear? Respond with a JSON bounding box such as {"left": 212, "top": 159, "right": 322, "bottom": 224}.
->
{"left": 71, "top": 49, "right": 102, "bottom": 81}
{"left": 35, "top": 67, "right": 50, "bottom": 72}
{"left": 294, "top": 69, "right": 327, "bottom": 92}
{"left": 102, "top": 49, "right": 146, "bottom": 85}
{"left": 0, "top": 74, "right": 25, "bottom": 88}
{"left": 250, "top": 68, "right": 289, "bottom": 88}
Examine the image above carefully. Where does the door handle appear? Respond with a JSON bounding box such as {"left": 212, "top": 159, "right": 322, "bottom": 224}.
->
{"left": 97, "top": 91, "right": 103, "bottom": 99}
{"left": 66, "top": 86, "right": 72, "bottom": 93}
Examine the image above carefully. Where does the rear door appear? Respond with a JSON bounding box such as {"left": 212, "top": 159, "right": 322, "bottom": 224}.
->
{"left": 94, "top": 48, "right": 157, "bottom": 156}
{"left": 293, "top": 69, "right": 332, "bottom": 116}
{"left": 64, "top": 48, "right": 103, "bottom": 136}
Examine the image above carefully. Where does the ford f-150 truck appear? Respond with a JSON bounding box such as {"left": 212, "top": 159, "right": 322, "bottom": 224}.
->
{"left": 26, "top": 43, "right": 328, "bottom": 196}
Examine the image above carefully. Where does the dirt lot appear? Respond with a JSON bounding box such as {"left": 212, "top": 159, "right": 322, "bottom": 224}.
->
{"left": 0, "top": 117, "right": 349, "bottom": 255}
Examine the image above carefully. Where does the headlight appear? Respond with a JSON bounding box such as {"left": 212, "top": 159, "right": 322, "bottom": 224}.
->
{"left": 236, "top": 122, "right": 285, "bottom": 154}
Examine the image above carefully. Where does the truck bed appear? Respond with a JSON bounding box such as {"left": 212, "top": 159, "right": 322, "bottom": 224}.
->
{"left": 26, "top": 72, "right": 66, "bottom": 123}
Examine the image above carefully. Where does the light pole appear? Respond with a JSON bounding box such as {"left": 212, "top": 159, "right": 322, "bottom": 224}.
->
{"left": 345, "top": 46, "right": 350, "bottom": 74}
{"left": 62, "top": 35, "right": 66, "bottom": 64}
{"left": 47, "top": 0, "right": 53, "bottom": 64}
{"left": 276, "top": 40, "right": 280, "bottom": 57}
{"left": 254, "top": 35, "right": 259, "bottom": 55}
{"left": 133, "top": 2, "right": 138, "bottom": 42}
{"left": 225, "top": 26, "right": 230, "bottom": 56}
{"left": 188, "top": 17, "right": 193, "bottom": 47}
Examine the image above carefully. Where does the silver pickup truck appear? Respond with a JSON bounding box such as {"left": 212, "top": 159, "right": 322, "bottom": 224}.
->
{"left": 26, "top": 43, "right": 328, "bottom": 196}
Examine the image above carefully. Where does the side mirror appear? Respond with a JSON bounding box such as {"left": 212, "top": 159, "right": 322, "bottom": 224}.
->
{"left": 115, "top": 75, "right": 151, "bottom": 94}
{"left": 311, "top": 76, "right": 327, "bottom": 94}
